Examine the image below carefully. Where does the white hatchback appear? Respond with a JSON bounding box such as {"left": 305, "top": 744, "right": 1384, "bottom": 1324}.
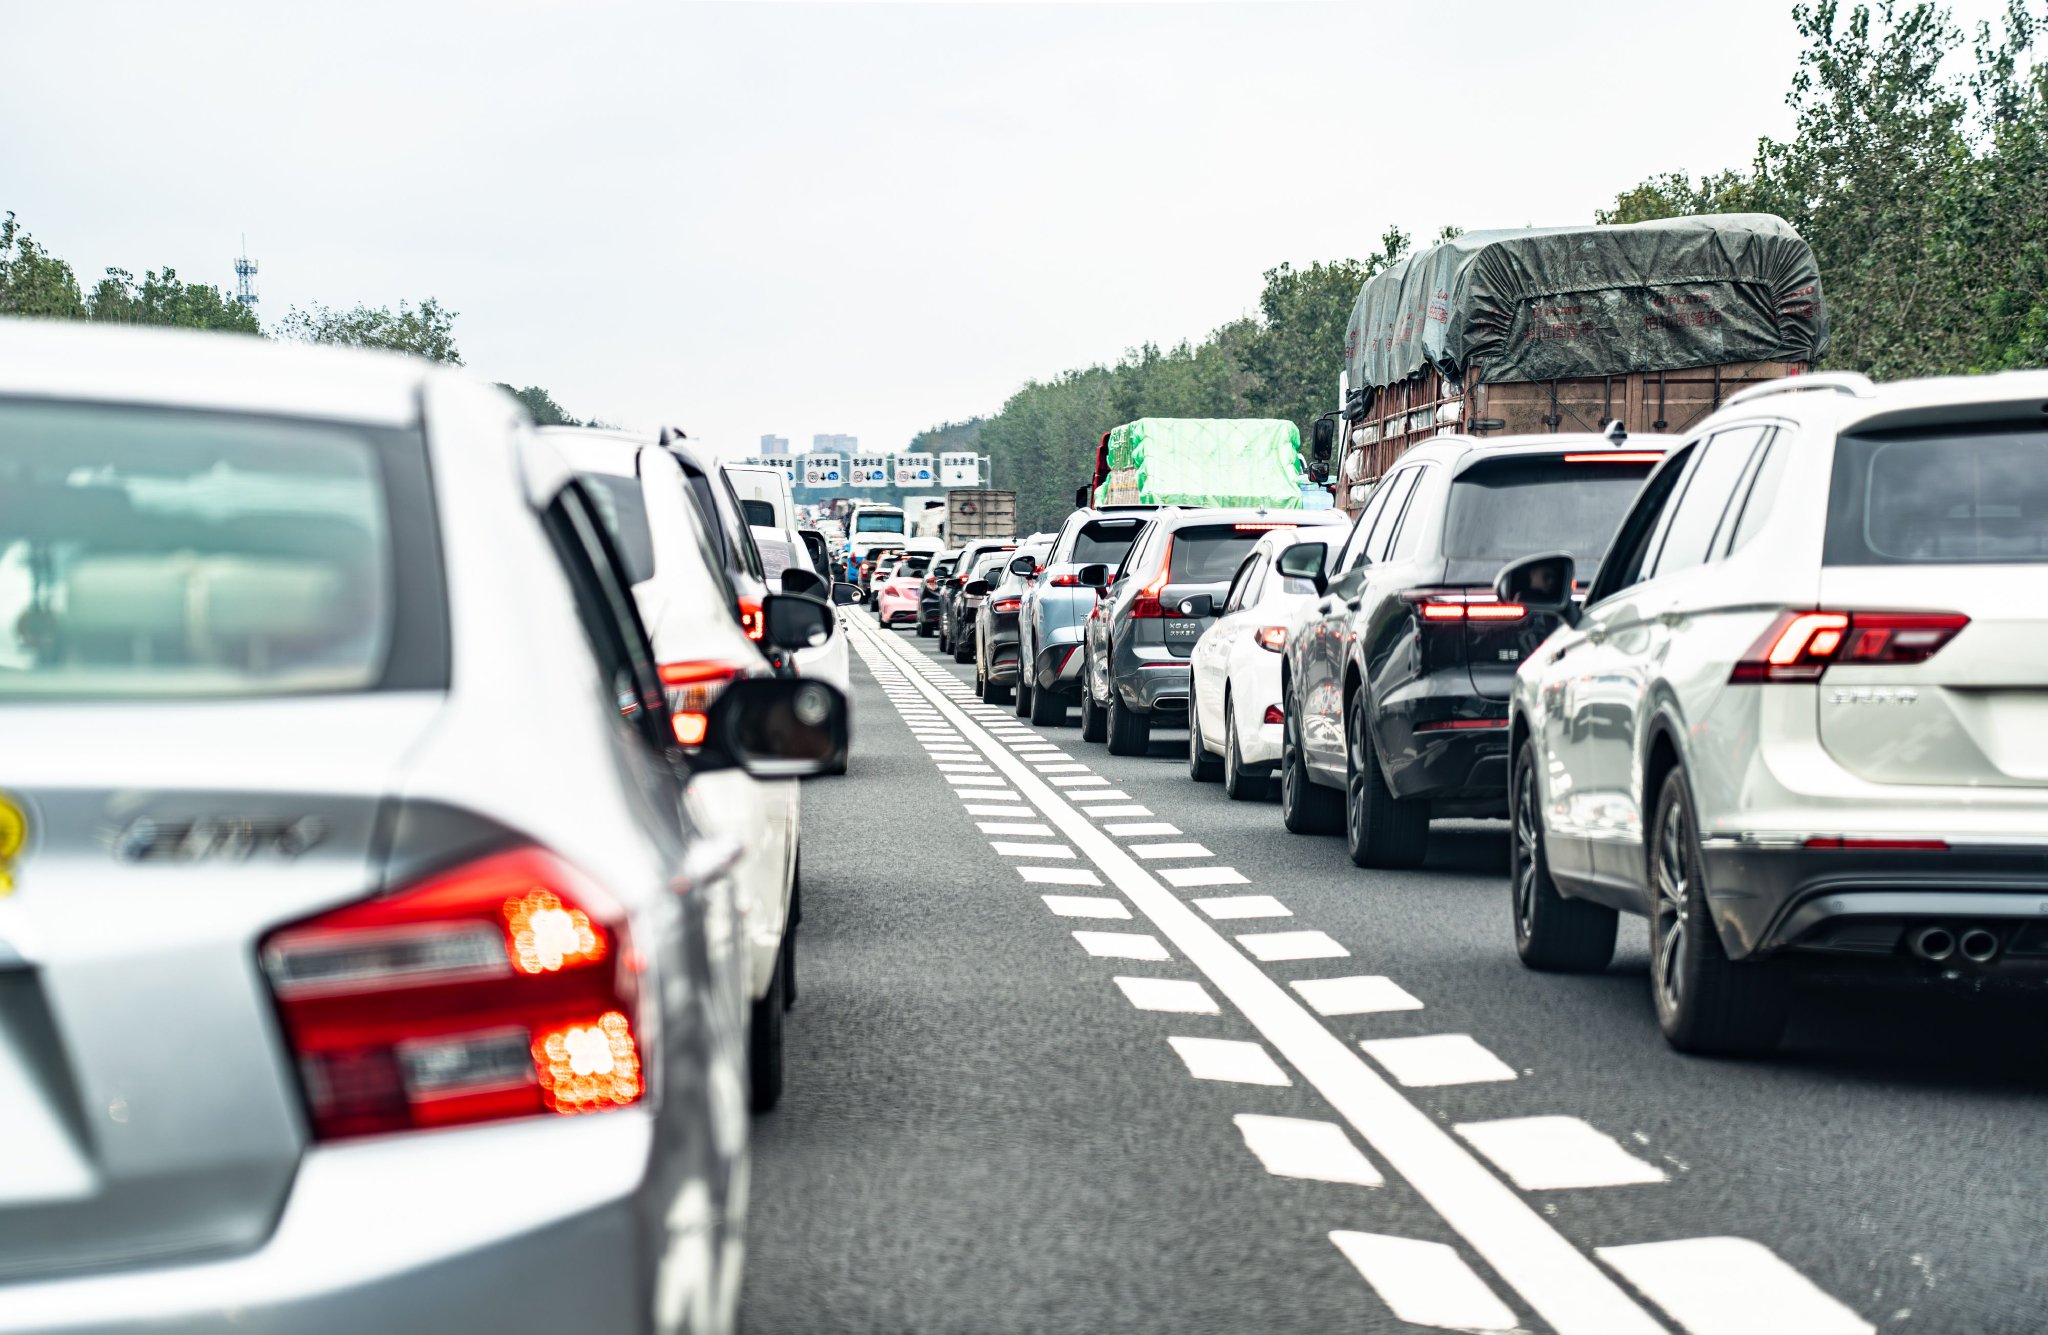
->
{"left": 1499, "top": 371, "right": 2048, "bottom": 1055}
{"left": 1186, "top": 515, "right": 1350, "bottom": 799}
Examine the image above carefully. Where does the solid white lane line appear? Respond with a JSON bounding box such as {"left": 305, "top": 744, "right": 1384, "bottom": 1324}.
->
{"left": 1237, "top": 930, "right": 1349, "bottom": 961}
{"left": 1596, "top": 1238, "right": 1874, "bottom": 1335}
{"left": 1195, "top": 895, "right": 1292, "bottom": 920}
{"left": 1082, "top": 804, "right": 1153, "bottom": 818}
{"left": 1360, "top": 1035, "right": 1518, "bottom": 1088}
{"left": 978, "top": 821, "right": 1055, "bottom": 836}
{"left": 1130, "top": 842, "right": 1214, "bottom": 859}
{"left": 1454, "top": 1117, "right": 1665, "bottom": 1191}
{"left": 1102, "top": 822, "right": 1181, "bottom": 837}
{"left": 1233, "top": 1114, "right": 1384, "bottom": 1188}
{"left": 1290, "top": 976, "right": 1425, "bottom": 1016}
{"left": 989, "top": 842, "right": 1076, "bottom": 859}
{"left": 1167, "top": 1036, "right": 1291, "bottom": 1086}
{"left": 1052, "top": 775, "right": 1110, "bottom": 787}
{"left": 849, "top": 622, "right": 1668, "bottom": 1335}
{"left": 1020, "top": 866, "right": 1102, "bottom": 886}
{"left": 1158, "top": 866, "right": 1249, "bottom": 888}
{"left": 1329, "top": 1233, "right": 1520, "bottom": 1333}
{"left": 1073, "top": 930, "right": 1169, "bottom": 960}
{"left": 1065, "top": 789, "right": 1133, "bottom": 802}
{"left": 964, "top": 804, "right": 1031, "bottom": 817}
{"left": 1113, "top": 976, "right": 1220, "bottom": 1014}
{"left": 1041, "top": 895, "right": 1132, "bottom": 920}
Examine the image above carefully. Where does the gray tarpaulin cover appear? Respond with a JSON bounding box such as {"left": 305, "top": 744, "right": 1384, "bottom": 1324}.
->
{"left": 1342, "top": 214, "right": 1828, "bottom": 389}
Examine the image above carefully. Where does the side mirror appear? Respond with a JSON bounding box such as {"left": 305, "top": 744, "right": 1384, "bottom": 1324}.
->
{"left": 1494, "top": 551, "right": 1578, "bottom": 624}
{"left": 761, "top": 592, "right": 835, "bottom": 651}
{"left": 1008, "top": 554, "right": 1038, "bottom": 576}
{"left": 1074, "top": 484, "right": 1090, "bottom": 507}
{"left": 830, "top": 581, "right": 863, "bottom": 606}
{"left": 1175, "top": 593, "right": 1214, "bottom": 618}
{"left": 1075, "top": 563, "right": 1110, "bottom": 590}
{"left": 1275, "top": 541, "right": 1329, "bottom": 595}
{"left": 781, "top": 566, "right": 826, "bottom": 598}
{"left": 698, "top": 676, "right": 848, "bottom": 778}
{"left": 963, "top": 578, "right": 992, "bottom": 597}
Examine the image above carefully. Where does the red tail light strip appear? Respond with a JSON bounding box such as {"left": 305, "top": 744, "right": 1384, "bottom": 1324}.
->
{"left": 1402, "top": 589, "right": 1527, "bottom": 622}
{"left": 1731, "top": 610, "right": 1969, "bottom": 683}
{"left": 1414, "top": 718, "right": 1510, "bottom": 733}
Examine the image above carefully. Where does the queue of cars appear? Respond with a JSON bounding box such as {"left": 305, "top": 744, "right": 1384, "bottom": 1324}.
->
{"left": 876, "top": 371, "right": 2048, "bottom": 1060}
{"left": 0, "top": 319, "right": 859, "bottom": 1333}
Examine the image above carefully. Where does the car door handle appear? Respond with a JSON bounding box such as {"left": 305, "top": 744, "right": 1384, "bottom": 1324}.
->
{"left": 1659, "top": 611, "right": 1686, "bottom": 629}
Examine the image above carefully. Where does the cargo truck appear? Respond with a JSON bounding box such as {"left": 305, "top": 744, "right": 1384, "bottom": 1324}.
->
{"left": 1079, "top": 418, "right": 1309, "bottom": 509}
{"left": 1314, "top": 213, "right": 1829, "bottom": 513}
{"left": 944, "top": 489, "right": 1017, "bottom": 543}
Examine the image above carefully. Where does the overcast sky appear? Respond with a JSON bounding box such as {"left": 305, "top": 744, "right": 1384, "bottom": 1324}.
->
{"left": 4, "top": 0, "right": 2013, "bottom": 457}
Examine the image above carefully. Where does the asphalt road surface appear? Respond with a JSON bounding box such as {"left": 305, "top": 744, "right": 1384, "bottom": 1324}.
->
{"left": 739, "top": 613, "right": 2048, "bottom": 1335}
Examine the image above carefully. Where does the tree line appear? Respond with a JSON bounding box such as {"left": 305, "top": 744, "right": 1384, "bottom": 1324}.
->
{"left": 928, "top": 0, "right": 2047, "bottom": 534}
{"left": 0, "top": 212, "right": 596, "bottom": 426}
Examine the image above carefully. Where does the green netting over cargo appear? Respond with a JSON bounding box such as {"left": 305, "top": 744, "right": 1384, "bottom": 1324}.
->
{"left": 1093, "top": 418, "right": 1307, "bottom": 507}
{"left": 1342, "top": 214, "right": 1828, "bottom": 389}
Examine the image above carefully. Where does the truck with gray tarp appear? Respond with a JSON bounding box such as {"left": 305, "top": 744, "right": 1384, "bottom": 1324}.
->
{"left": 1320, "top": 213, "right": 1829, "bottom": 513}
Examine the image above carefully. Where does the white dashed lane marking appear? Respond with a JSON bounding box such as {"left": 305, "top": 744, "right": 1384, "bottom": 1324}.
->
{"left": 1102, "top": 822, "right": 1180, "bottom": 836}
{"left": 964, "top": 803, "right": 1029, "bottom": 817}
{"left": 1168, "top": 1036, "right": 1292, "bottom": 1087}
{"left": 1291, "top": 976, "right": 1425, "bottom": 1016}
{"left": 1113, "top": 976, "right": 1220, "bottom": 1014}
{"left": 1158, "top": 866, "right": 1249, "bottom": 888}
{"left": 1596, "top": 1238, "right": 1875, "bottom": 1335}
{"left": 977, "top": 821, "right": 1054, "bottom": 836}
{"left": 1041, "top": 895, "right": 1132, "bottom": 920}
{"left": 1236, "top": 930, "right": 1349, "bottom": 961}
{"left": 1072, "top": 930, "right": 1169, "bottom": 960}
{"left": 1194, "top": 895, "right": 1292, "bottom": 920}
{"left": 1052, "top": 775, "right": 1110, "bottom": 787}
{"left": 1020, "top": 865, "right": 1102, "bottom": 886}
{"left": 1065, "top": 789, "right": 1133, "bottom": 803}
{"left": 1082, "top": 804, "right": 1152, "bottom": 818}
{"left": 1360, "top": 1035, "right": 1519, "bottom": 1088}
{"left": 1454, "top": 1117, "right": 1666, "bottom": 1191}
{"left": 1329, "top": 1233, "right": 1520, "bottom": 1333}
{"left": 989, "top": 842, "right": 1076, "bottom": 859}
{"left": 1233, "top": 1114, "right": 1384, "bottom": 1188}
{"left": 1129, "top": 842, "right": 1214, "bottom": 860}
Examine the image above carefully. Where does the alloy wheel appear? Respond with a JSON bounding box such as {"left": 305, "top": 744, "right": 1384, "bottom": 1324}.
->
{"left": 1513, "top": 752, "right": 1542, "bottom": 942}
{"left": 1653, "top": 796, "right": 1691, "bottom": 1016}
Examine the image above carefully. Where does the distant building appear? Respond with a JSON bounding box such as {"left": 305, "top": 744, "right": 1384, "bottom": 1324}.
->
{"left": 759, "top": 434, "right": 790, "bottom": 456}
{"left": 812, "top": 432, "right": 857, "bottom": 454}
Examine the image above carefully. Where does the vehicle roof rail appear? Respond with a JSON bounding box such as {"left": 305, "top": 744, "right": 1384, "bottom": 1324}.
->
{"left": 1722, "top": 371, "right": 1875, "bottom": 410}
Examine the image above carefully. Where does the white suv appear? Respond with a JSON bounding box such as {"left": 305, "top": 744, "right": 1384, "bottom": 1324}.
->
{"left": 1498, "top": 370, "right": 2048, "bottom": 1055}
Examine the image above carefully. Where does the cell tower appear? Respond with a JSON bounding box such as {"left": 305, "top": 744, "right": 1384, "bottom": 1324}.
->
{"left": 233, "top": 235, "right": 259, "bottom": 308}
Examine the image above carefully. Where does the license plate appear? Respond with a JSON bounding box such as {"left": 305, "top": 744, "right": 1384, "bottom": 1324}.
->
{"left": 1163, "top": 617, "right": 1204, "bottom": 643}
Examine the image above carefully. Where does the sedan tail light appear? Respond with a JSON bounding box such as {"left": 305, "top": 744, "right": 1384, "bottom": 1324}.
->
{"left": 1730, "top": 610, "right": 1969, "bottom": 683}
{"left": 1262, "top": 704, "right": 1284, "bottom": 725}
{"left": 261, "top": 847, "right": 644, "bottom": 1140}
{"left": 1255, "top": 625, "right": 1287, "bottom": 653}
{"left": 993, "top": 596, "right": 1023, "bottom": 614}
{"left": 1049, "top": 572, "right": 1081, "bottom": 588}
{"left": 660, "top": 658, "right": 748, "bottom": 745}
{"left": 1400, "top": 589, "right": 1526, "bottom": 621}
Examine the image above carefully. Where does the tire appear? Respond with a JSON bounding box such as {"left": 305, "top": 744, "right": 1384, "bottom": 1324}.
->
{"left": 1079, "top": 662, "right": 1108, "bottom": 743}
{"left": 1105, "top": 682, "right": 1151, "bottom": 756}
{"left": 748, "top": 938, "right": 788, "bottom": 1113}
{"left": 1280, "top": 691, "right": 1343, "bottom": 835}
{"left": 986, "top": 678, "right": 1012, "bottom": 706}
{"left": 1649, "top": 767, "right": 1788, "bottom": 1055}
{"left": 1030, "top": 680, "right": 1067, "bottom": 725}
{"left": 1344, "top": 694, "right": 1430, "bottom": 869}
{"left": 952, "top": 629, "right": 972, "bottom": 664}
{"left": 1511, "top": 740, "right": 1616, "bottom": 971}
{"left": 1187, "top": 680, "right": 1221, "bottom": 781}
{"left": 1223, "top": 694, "right": 1269, "bottom": 801}
{"left": 917, "top": 619, "right": 933, "bottom": 639}
{"left": 938, "top": 627, "right": 950, "bottom": 653}
{"left": 1014, "top": 676, "right": 1033, "bottom": 718}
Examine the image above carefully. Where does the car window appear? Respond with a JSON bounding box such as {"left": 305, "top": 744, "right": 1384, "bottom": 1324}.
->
{"left": 739, "top": 499, "right": 777, "bottom": 528}
{"left": 1169, "top": 523, "right": 1270, "bottom": 583}
{"left": 1723, "top": 433, "right": 1788, "bottom": 557}
{"left": 1646, "top": 425, "right": 1770, "bottom": 579}
{"left": 1117, "top": 523, "right": 1158, "bottom": 579}
{"left": 0, "top": 399, "right": 447, "bottom": 699}
{"left": 1223, "top": 555, "right": 1260, "bottom": 613}
{"left": 716, "top": 471, "right": 766, "bottom": 581}
{"left": 855, "top": 511, "right": 905, "bottom": 535}
{"left": 1382, "top": 466, "right": 1438, "bottom": 561}
{"left": 1334, "top": 481, "right": 1392, "bottom": 573}
{"left": 1585, "top": 444, "right": 1697, "bottom": 604}
{"left": 1362, "top": 468, "right": 1421, "bottom": 562}
{"left": 1825, "top": 424, "right": 2048, "bottom": 565}
{"left": 1065, "top": 516, "right": 1146, "bottom": 564}
{"left": 1443, "top": 452, "right": 1661, "bottom": 586}
{"left": 576, "top": 472, "right": 657, "bottom": 586}
{"left": 542, "top": 483, "right": 671, "bottom": 755}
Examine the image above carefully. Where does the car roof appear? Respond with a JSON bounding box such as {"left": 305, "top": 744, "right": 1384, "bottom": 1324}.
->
{"left": 0, "top": 316, "right": 432, "bottom": 427}
{"left": 540, "top": 427, "right": 641, "bottom": 478}
{"left": 1148, "top": 505, "right": 1349, "bottom": 529}
{"left": 1711, "top": 368, "right": 2048, "bottom": 438}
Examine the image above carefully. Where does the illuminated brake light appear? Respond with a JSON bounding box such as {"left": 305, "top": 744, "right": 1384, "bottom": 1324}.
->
{"left": 658, "top": 659, "right": 746, "bottom": 746}
{"left": 1415, "top": 718, "right": 1510, "bottom": 733}
{"left": 738, "top": 598, "right": 765, "bottom": 641}
{"left": 1732, "top": 611, "right": 1966, "bottom": 682}
{"left": 1130, "top": 538, "right": 1174, "bottom": 619}
{"left": 1234, "top": 522, "right": 1299, "bottom": 531}
{"left": 993, "top": 597, "right": 1023, "bottom": 614}
{"left": 1050, "top": 573, "right": 1081, "bottom": 588}
{"left": 1402, "top": 589, "right": 1526, "bottom": 622}
{"left": 1255, "top": 625, "right": 1286, "bottom": 653}
{"left": 261, "top": 846, "right": 642, "bottom": 1139}
{"left": 1562, "top": 452, "right": 1667, "bottom": 463}
{"left": 1803, "top": 836, "right": 1949, "bottom": 851}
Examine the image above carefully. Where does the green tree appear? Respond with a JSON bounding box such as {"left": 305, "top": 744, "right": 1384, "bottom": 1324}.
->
{"left": 498, "top": 383, "right": 582, "bottom": 425}
{"left": 0, "top": 212, "right": 86, "bottom": 318}
{"left": 274, "top": 297, "right": 462, "bottom": 363}
{"left": 86, "top": 266, "right": 260, "bottom": 333}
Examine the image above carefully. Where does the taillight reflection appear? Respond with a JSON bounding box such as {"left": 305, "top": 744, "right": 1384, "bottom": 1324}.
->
{"left": 1255, "top": 625, "right": 1286, "bottom": 653}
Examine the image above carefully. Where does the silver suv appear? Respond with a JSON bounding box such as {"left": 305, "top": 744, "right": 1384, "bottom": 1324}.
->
{"left": 1499, "top": 370, "right": 2048, "bottom": 1055}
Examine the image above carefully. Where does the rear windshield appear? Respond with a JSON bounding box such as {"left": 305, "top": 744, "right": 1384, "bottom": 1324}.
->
{"left": 0, "top": 400, "right": 433, "bottom": 699}
{"left": 856, "top": 513, "right": 904, "bottom": 533}
{"left": 1168, "top": 525, "right": 1266, "bottom": 583}
{"left": 740, "top": 499, "right": 777, "bottom": 528}
{"left": 1065, "top": 517, "right": 1146, "bottom": 564}
{"left": 1443, "top": 457, "right": 1654, "bottom": 584}
{"left": 578, "top": 473, "right": 656, "bottom": 585}
{"left": 897, "top": 556, "right": 931, "bottom": 577}
{"left": 1825, "top": 428, "right": 2048, "bottom": 565}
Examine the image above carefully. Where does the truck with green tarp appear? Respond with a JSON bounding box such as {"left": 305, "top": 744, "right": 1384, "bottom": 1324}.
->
{"left": 1322, "top": 213, "right": 1829, "bottom": 513}
{"left": 1084, "top": 417, "right": 1309, "bottom": 509}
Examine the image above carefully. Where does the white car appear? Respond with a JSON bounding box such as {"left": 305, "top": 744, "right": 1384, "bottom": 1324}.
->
{"left": 1186, "top": 514, "right": 1351, "bottom": 798}
{"left": 561, "top": 437, "right": 811, "bottom": 1107}
{"left": 1499, "top": 370, "right": 2048, "bottom": 1055}
{"left": 725, "top": 463, "right": 852, "bottom": 715}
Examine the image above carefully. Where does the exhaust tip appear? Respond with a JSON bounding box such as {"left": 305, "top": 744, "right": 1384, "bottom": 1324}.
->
{"left": 1911, "top": 926, "right": 1956, "bottom": 962}
{"left": 1959, "top": 928, "right": 2000, "bottom": 964}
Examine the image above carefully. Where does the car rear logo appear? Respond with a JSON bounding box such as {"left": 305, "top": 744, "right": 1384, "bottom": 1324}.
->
{"left": 0, "top": 794, "right": 26, "bottom": 896}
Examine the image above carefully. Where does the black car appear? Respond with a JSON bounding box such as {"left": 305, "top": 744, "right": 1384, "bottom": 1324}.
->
{"left": 1277, "top": 434, "right": 1665, "bottom": 867}
{"left": 918, "top": 550, "right": 959, "bottom": 638}
{"left": 1014, "top": 507, "right": 1154, "bottom": 725}
{"left": 941, "top": 538, "right": 1017, "bottom": 660}
{"left": 968, "top": 540, "right": 1050, "bottom": 704}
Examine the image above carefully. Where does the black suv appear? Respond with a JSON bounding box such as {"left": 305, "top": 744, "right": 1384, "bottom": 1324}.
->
{"left": 1277, "top": 434, "right": 1665, "bottom": 866}
{"left": 917, "top": 550, "right": 958, "bottom": 638}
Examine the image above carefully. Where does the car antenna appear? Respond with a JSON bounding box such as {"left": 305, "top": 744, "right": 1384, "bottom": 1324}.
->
{"left": 1604, "top": 419, "right": 1628, "bottom": 446}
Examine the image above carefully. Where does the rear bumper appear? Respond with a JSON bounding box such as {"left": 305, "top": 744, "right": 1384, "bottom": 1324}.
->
{"left": 985, "top": 622, "right": 1020, "bottom": 681}
{"left": 1110, "top": 640, "right": 1192, "bottom": 713}
{"left": 1032, "top": 640, "right": 1088, "bottom": 696}
{"left": 0, "top": 1112, "right": 721, "bottom": 1335}
{"left": 1702, "top": 839, "right": 2048, "bottom": 969}
{"left": 1376, "top": 677, "right": 1511, "bottom": 810}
